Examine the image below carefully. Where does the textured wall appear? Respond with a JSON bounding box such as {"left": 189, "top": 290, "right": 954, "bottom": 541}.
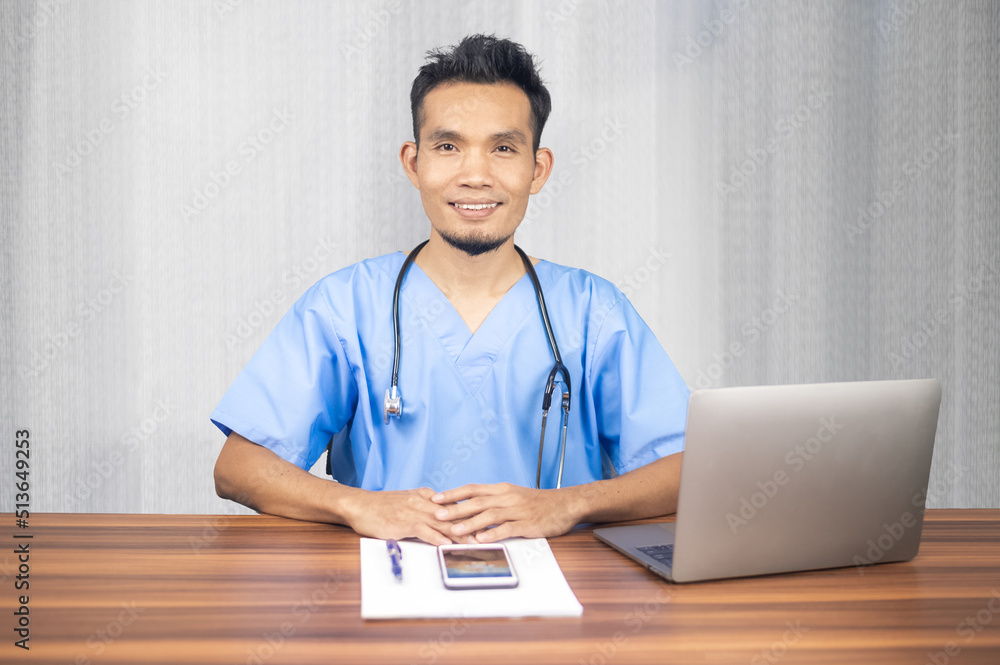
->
{"left": 1, "top": 0, "right": 997, "bottom": 514}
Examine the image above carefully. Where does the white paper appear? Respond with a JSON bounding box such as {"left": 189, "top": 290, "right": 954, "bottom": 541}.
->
{"left": 360, "top": 537, "right": 583, "bottom": 619}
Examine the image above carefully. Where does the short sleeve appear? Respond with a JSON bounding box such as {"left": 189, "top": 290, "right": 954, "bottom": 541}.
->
{"left": 590, "top": 297, "right": 689, "bottom": 474}
{"left": 210, "top": 282, "right": 359, "bottom": 470}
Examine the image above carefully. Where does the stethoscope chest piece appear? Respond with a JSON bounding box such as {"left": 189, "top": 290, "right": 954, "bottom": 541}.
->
{"left": 384, "top": 386, "right": 402, "bottom": 424}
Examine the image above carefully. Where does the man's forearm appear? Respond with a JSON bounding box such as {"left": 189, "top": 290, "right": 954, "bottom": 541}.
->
{"left": 215, "top": 432, "right": 461, "bottom": 544}
{"left": 568, "top": 452, "right": 683, "bottom": 525}
{"left": 214, "top": 432, "right": 361, "bottom": 526}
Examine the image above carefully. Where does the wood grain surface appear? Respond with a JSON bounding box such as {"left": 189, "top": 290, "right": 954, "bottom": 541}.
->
{"left": 3, "top": 510, "right": 1000, "bottom": 664}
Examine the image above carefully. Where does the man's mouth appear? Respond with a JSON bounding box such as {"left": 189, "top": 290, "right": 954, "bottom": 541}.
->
{"left": 450, "top": 202, "right": 500, "bottom": 210}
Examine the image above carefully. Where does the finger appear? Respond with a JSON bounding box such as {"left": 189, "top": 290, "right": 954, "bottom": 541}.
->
{"left": 432, "top": 483, "right": 500, "bottom": 505}
{"left": 405, "top": 512, "right": 460, "bottom": 545}
{"left": 449, "top": 507, "right": 510, "bottom": 538}
{"left": 408, "top": 490, "right": 448, "bottom": 513}
{"left": 410, "top": 488, "right": 464, "bottom": 520}
{"left": 426, "top": 513, "right": 467, "bottom": 537}
{"left": 390, "top": 496, "right": 462, "bottom": 543}
{"left": 414, "top": 523, "right": 454, "bottom": 546}
{"left": 474, "top": 522, "right": 515, "bottom": 543}
{"left": 434, "top": 495, "right": 496, "bottom": 522}
{"left": 414, "top": 487, "right": 439, "bottom": 500}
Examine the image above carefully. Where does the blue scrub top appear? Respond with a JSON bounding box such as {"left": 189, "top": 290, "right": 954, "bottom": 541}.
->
{"left": 211, "top": 251, "right": 689, "bottom": 492}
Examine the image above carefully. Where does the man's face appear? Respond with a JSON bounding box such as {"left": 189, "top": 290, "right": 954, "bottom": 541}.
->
{"left": 400, "top": 82, "right": 552, "bottom": 256}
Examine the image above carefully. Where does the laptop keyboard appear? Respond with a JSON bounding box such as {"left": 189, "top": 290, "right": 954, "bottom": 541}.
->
{"left": 637, "top": 544, "right": 674, "bottom": 567}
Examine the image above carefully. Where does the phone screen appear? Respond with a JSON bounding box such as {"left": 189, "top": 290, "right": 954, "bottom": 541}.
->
{"left": 438, "top": 544, "right": 518, "bottom": 588}
{"left": 443, "top": 548, "right": 511, "bottom": 577}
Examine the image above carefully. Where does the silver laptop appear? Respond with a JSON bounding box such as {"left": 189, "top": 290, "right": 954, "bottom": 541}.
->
{"left": 594, "top": 379, "right": 941, "bottom": 583}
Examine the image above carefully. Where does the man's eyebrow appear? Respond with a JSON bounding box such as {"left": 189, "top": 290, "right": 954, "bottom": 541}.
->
{"left": 424, "top": 128, "right": 529, "bottom": 145}
{"left": 426, "top": 128, "right": 462, "bottom": 143}
{"left": 490, "top": 129, "right": 528, "bottom": 145}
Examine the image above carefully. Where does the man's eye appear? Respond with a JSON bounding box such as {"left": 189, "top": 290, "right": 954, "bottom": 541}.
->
{"left": 438, "top": 143, "right": 456, "bottom": 151}
{"left": 496, "top": 145, "right": 514, "bottom": 153}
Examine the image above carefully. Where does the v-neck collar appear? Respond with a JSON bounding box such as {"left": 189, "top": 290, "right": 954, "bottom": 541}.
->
{"left": 400, "top": 260, "right": 540, "bottom": 394}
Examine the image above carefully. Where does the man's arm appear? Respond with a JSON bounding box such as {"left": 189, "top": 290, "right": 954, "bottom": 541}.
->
{"left": 431, "top": 452, "right": 683, "bottom": 543}
{"left": 214, "top": 432, "right": 457, "bottom": 545}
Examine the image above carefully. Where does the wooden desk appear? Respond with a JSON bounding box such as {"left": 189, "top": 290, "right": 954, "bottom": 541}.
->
{"left": 4, "top": 510, "right": 1000, "bottom": 664}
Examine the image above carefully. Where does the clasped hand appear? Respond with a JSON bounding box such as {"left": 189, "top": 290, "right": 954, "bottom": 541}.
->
{"left": 347, "top": 482, "right": 582, "bottom": 546}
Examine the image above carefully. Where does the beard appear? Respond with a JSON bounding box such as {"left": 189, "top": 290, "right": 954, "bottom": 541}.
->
{"left": 437, "top": 228, "right": 512, "bottom": 257}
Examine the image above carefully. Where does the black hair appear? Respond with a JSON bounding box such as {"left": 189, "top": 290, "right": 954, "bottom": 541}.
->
{"left": 410, "top": 34, "right": 551, "bottom": 152}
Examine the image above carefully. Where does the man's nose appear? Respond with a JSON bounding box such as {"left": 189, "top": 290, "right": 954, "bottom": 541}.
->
{"left": 457, "top": 150, "right": 493, "bottom": 187}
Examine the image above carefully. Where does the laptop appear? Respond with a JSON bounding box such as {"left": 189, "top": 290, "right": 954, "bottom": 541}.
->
{"left": 594, "top": 379, "right": 941, "bottom": 583}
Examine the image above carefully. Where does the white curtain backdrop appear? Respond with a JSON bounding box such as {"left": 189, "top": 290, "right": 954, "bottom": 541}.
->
{"left": 1, "top": 0, "right": 997, "bottom": 514}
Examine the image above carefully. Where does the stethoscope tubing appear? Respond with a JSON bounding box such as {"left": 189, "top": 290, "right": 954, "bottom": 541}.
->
{"left": 386, "top": 240, "right": 572, "bottom": 489}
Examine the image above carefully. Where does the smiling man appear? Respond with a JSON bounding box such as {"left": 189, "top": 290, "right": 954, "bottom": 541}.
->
{"left": 211, "top": 35, "right": 690, "bottom": 546}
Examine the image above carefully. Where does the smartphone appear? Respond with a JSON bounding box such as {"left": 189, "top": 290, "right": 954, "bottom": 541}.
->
{"left": 437, "top": 543, "right": 519, "bottom": 589}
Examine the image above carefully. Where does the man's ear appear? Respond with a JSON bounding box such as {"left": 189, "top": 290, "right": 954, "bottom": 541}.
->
{"left": 529, "top": 147, "right": 554, "bottom": 195}
{"left": 399, "top": 141, "right": 420, "bottom": 189}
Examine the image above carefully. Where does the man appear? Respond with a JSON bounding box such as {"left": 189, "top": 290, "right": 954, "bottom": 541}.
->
{"left": 212, "top": 35, "right": 689, "bottom": 546}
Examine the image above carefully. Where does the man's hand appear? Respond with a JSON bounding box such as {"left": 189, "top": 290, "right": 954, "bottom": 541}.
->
{"left": 428, "top": 454, "right": 683, "bottom": 543}
{"left": 216, "top": 432, "right": 681, "bottom": 545}
{"left": 215, "top": 434, "right": 465, "bottom": 546}
{"left": 342, "top": 487, "right": 460, "bottom": 546}
{"left": 430, "top": 483, "right": 585, "bottom": 543}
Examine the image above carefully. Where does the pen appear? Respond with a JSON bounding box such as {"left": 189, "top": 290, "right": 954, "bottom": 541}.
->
{"left": 387, "top": 539, "right": 403, "bottom": 582}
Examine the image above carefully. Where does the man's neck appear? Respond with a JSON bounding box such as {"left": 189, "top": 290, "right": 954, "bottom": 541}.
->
{"left": 413, "top": 234, "right": 529, "bottom": 333}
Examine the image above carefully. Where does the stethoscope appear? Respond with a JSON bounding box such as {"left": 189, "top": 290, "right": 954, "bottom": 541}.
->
{"left": 383, "top": 240, "right": 572, "bottom": 489}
